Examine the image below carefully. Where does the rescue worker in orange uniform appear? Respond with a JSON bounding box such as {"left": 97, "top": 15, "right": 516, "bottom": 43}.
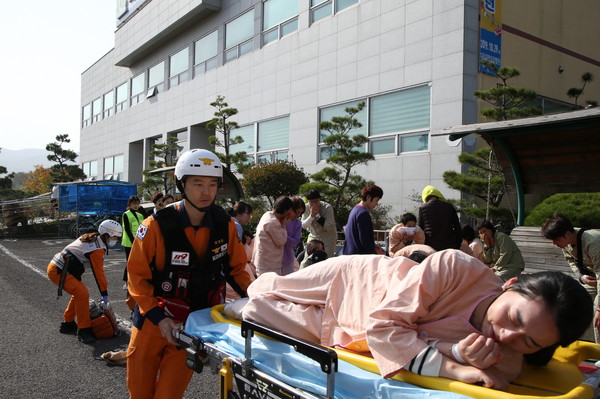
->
{"left": 47, "top": 219, "right": 122, "bottom": 344}
{"left": 126, "top": 149, "right": 252, "bottom": 399}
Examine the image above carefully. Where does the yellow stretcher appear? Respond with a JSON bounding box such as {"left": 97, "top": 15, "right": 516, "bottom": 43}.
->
{"left": 183, "top": 305, "right": 600, "bottom": 399}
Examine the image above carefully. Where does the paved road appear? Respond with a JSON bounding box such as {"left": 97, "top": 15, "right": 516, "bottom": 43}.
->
{"left": 0, "top": 236, "right": 219, "bottom": 399}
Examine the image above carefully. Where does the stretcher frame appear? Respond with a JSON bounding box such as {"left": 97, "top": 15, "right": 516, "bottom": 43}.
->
{"left": 176, "top": 305, "right": 600, "bottom": 399}
{"left": 174, "top": 318, "right": 338, "bottom": 399}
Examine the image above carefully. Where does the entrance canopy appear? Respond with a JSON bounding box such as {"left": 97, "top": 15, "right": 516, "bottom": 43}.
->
{"left": 434, "top": 108, "right": 600, "bottom": 225}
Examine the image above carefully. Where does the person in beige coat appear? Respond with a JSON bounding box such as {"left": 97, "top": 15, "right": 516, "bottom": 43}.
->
{"left": 252, "top": 196, "right": 294, "bottom": 276}
{"left": 301, "top": 189, "right": 338, "bottom": 258}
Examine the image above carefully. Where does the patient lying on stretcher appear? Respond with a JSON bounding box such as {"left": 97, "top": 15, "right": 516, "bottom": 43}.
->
{"left": 235, "top": 250, "right": 592, "bottom": 390}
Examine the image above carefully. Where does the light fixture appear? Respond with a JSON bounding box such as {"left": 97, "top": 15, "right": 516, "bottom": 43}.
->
{"left": 558, "top": 65, "right": 565, "bottom": 73}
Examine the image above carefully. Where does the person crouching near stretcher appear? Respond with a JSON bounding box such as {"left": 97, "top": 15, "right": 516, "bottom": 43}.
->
{"left": 47, "top": 219, "right": 122, "bottom": 344}
{"left": 126, "top": 149, "right": 253, "bottom": 399}
{"left": 240, "top": 249, "right": 592, "bottom": 390}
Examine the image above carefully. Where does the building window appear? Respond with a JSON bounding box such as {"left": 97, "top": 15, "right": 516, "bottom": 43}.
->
{"left": 92, "top": 97, "right": 103, "bottom": 123}
{"left": 194, "top": 31, "right": 218, "bottom": 76}
{"left": 262, "top": 0, "right": 299, "bottom": 45}
{"left": 310, "top": 0, "right": 358, "bottom": 24}
{"left": 131, "top": 73, "right": 145, "bottom": 105}
{"left": 147, "top": 62, "right": 165, "bottom": 97}
{"left": 167, "top": 130, "right": 188, "bottom": 161}
{"left": 169, "top": 47, "right": 189, "bottom": 88}
{"left": 318, "top": 85, "right": 430, "bottom": 160}
{"left": 229, "top": 117, "right": 289, "bottom": 165}
{"left": 225, "top": 9, "right": 255, "bottom": 63}
{"left": 116, "top": 82, "right": 129, "bottom": 112}
{"left": 229, "top": 125, "right": 255, "bottom": 156}
{"left": 103, "top": 154, "right": 124, "bottom": 180}
{"left": 82, "top": 103, "right": 92, "bottom": 127}
{"left": 257, "top": 116, "right": 289, "bottom": 162}
{"left": 82, "top": 160, "right": 98, "bottom": 179}
{"left": 103, "top": 90, "right": 115, "bottom": 118}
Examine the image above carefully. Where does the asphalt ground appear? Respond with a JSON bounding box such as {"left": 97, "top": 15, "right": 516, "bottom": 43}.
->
{"left": 0, "top": 236, "right": 219, "bottom": 399}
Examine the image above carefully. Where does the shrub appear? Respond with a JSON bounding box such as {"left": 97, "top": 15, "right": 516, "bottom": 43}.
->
{"left": 524, "top": 193, "right": 600, "bottom": 228}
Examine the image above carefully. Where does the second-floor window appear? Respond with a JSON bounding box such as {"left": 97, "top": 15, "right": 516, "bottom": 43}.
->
{"left": 262, "top": 0, "right": 299, "bottom": 45}
{"left": 225, "top": 9, "right": 255, "bottom": 63}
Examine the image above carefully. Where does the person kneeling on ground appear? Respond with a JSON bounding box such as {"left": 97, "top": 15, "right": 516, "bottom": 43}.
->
{"left": 238, "top": 249, "right": 592, "bottom": 390}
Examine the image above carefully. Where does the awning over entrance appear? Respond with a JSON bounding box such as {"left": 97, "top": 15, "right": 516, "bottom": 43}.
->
{"left": 434, "top": 108, "right": 600, "bottom": 225}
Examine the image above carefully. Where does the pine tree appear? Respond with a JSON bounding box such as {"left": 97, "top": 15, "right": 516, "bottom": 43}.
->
{"left": 301, "top": 101, "right": 374, "bottom": 221}
{"left": 474, "top": 61, "right": 541, "bottom": 121}
{"left": 45, "top": 134, "right": 85, "bottom": 182}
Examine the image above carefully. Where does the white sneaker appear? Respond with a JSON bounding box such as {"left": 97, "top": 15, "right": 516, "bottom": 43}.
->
{"left": 594, "top": 360, "right": 600, "bottom": 368}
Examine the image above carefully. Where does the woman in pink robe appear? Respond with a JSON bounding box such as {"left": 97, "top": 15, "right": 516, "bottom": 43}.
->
{"left": 242, "top": 249, "right": 592, "bottom": 390}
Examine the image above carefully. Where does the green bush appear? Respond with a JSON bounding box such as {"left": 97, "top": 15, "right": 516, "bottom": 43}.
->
{"left": 524, "top": 193, "right": 600, "bottom": 228}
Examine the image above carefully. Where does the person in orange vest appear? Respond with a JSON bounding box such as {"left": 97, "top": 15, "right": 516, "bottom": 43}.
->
{"left": 126, "top": 149, "right": 252, "bottom": 399}
{"left": 47, "top": 219, "right": 122, "bottom": 344}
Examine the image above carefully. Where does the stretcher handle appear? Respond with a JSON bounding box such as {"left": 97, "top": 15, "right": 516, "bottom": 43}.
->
{"left": 241, "top": 320, "right": 338, "bottom": 374}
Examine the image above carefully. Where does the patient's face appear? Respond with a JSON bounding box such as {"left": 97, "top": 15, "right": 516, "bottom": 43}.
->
{"left": 482, "top": 290, "right": 559, "bottom": 354}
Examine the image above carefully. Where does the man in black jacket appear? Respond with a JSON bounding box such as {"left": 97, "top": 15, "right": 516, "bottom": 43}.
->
{"left": 418, "top": 185, "right": 462, "bottom": 251}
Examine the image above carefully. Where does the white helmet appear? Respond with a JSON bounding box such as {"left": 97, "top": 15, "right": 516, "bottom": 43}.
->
{"left": 175, "top": 149, "right": 223, "bottom": 180}
{"left": 98, "top": 219, "right": 123, "bottom": 238}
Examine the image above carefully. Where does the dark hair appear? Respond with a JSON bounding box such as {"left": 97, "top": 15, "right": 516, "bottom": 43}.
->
{"left": 305, "top": 189, "right": 321, "bottom": 200}
{"left": 229, "top": 201, "right": 253, "bottom": 217}
{"left": 151, "top": 192, "right": 164, "bottom": 204}
{"left": 162, "top": 194, "right": 174, "bottom": 203}
{"left": 462, "top": 225, "right": 477, "bottom": 242}
{"left": 242, "top": 230, "right": 254, "bottom": 245}
{"left": 127, "top": 195, "right": 141, "bottom": 207}
{"left": 306, "top": 239, "right": 325, "bottom": 255}
{"left": 400, "top": 212, "right": 417, "bottom": 225}
{"left": 291, "top": 196, "right": 306, "bottom": 213}
{"left": 408, "top": 250, "right": 428, "bottom": 263}
{"left": 273, "top": 196, "right": 293, "bottom": 214}
{"left": 541, "top": 213, "right": 575, "bottom": 240}
{"left": 361, "top": 184, "right": 383, "bottom": 201}
{"left": 476, "top": 220, "right": 496, "bottom": 234}
{"left": 510, "top": 271, "right": 593, "bottom": 348}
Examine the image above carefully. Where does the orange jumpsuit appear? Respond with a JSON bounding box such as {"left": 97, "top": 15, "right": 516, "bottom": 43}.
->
{"left": 126, "top": 203, "right": 252, "bottom": 399}
{"left": 47, "top": 236, "right": 108, "bottom": 329}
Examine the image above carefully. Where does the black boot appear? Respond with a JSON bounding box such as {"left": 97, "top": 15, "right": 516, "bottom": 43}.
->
{"left": 77, "top": 327, "right": 96, "bottom": 344}
{"left": 59, "top": 321, "right": 78, "bottom": 335}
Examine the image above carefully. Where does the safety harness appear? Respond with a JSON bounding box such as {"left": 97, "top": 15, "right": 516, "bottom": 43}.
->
{"left": 147, "top": 205, "right": 245, "bottom": 323}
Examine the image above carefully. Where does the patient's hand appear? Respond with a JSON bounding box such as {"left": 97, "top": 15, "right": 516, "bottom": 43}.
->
{"left": 458, "top": 333, "right": 502, "bottom": 369}
{"left": 440, "top": 357, "right": 510, "bottom": 390}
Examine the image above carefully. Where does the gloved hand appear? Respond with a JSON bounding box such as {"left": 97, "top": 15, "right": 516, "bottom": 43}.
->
{"left": 100, "top": 296, "right": 109, "bottom": 304}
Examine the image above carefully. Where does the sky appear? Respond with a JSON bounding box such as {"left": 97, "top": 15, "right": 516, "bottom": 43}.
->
{"left": 0, "top": 1, "right": 116, "bottom": 153}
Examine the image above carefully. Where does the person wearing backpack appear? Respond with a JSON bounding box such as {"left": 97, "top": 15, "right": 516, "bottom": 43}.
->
{"left": 47, "top": 219, "right": 122, "bottom": 344}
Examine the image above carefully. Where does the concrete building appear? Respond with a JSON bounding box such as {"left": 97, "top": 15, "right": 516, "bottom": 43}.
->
{"left": 79, "top": 0, "right": 600, "bottom": 219}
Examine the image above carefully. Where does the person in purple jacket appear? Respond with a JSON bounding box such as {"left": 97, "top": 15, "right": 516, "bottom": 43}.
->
{"left": 281, "top": 197, "right": 306, "bottom": 275}
{"left": 343, "top": 184, "right": 385, "bottom": 255}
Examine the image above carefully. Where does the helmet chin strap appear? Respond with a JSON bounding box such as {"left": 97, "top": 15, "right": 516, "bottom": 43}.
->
{"left": 182, "top": 194, "right": 212, "bottom": 213}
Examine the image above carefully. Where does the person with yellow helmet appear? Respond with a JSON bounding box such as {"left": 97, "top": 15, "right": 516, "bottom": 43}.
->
{"left": 126, "top": 148, "right": 252, "bottom": 399}
{"left": 47, "top": 219, "right": 122, "bottom": 344}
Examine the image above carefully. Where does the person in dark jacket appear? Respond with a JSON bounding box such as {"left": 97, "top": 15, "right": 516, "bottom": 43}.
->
{"left": 343, "top": 184, "right": 385, "bottom": 255}
{"left": 418, "top": 185, "right": 461, "bottom": 251}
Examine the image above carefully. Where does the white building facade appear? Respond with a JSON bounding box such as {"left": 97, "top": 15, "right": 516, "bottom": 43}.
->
{"left": 80, "top": 0, "right": 481, "bottom": 216}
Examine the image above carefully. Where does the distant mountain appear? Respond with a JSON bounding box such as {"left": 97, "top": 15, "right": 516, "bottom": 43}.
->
{"left": 0, "top": 148, "right": 56, "bottom": 173}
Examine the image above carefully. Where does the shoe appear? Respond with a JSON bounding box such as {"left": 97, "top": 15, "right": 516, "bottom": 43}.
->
{"left": 77, "top": 327, "right": 96, "bottom": 344}
{"left": 59, "top": 321, "right": 78, "bottom": 335}
{"left": 595, "top": 360, "right": 600, "bottom": 368}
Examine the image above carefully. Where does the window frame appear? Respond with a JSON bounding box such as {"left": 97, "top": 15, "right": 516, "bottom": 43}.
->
{"left": 224, "top": 9, "right": 255, "bottom": 63}
{"left": 310, "top": 0, "right": 358, "bottom": 24}
{"left": 131, "top": 73, "right": 146, "bottom": 106}
{"left": 262, "top": 0, "right": 299, "bottom": 45}
{"left": 103, "top": 90, "right": 115, "bottom": 118}
{"left": 169, "top": 47, "right": 190, "bottom": 88}
{"left": 147, "top": 61, "right": 165, "bottom": 97}
{"left": 116, "top": 82, "right": 129, "bottom": 112}
{"left": 317, "top": 84, "right": 431, "bottom": 161}
{"left": 194, "top": 30, "right": 219, "bottom": 76}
